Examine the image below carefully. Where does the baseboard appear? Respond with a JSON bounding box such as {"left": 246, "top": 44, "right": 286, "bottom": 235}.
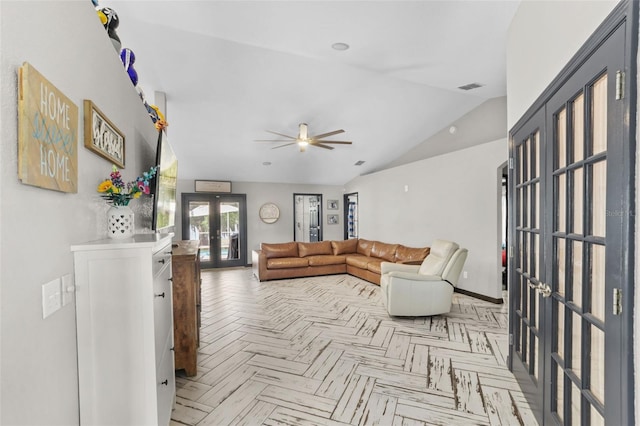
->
{"left": 454, "top": 287, "right": 504, "bottom": 304}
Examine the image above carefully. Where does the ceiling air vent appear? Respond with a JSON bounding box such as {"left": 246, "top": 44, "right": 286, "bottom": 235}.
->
{"left": 354, "top": 160, "right": 365, "bottom": 166}
{"left": 458, "top": 82, "right": 484, "bottom": 91}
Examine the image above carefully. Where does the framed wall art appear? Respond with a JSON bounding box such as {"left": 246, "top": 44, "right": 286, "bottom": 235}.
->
{"left": 18, "top": 62, "right": 79, "bottom": 193}
{"left": 328, "top": 214, "right": 339, "bottom": 225}
{"left": 327, "top": 199, "right": 339, "bottom": 210}
{"left": 195, "top": 180, "right": 232, "bottom": 193}
{"left": 83, "top": 100, "right": 125, "bottom": 168}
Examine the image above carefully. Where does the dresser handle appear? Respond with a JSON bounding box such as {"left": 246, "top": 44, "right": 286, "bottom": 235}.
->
{"left": 155, "top": 292, "right": 165, "bottom": 298}
{"left": 160, "top": 380, "right": 168, "bottom": 386}
{"left": 158, "top": 258, "right": 166, "bottom": 264}
{"left": 170, "top": 346, "right": 175, "bottom": 351}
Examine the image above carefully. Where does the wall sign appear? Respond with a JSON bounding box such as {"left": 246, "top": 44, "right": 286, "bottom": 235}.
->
{"left": 83, "top": 100, "right": 125, "bottom": 168}
{"left": 195, "top": 180, "right": 231, "bottom": 193}
{"left": 18, "top": 62, "right": 78, "bottom": 193}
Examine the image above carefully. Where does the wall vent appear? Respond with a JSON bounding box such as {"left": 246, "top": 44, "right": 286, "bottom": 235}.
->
{"left": 458, "top": 82, "right": 484, "bottom": 91}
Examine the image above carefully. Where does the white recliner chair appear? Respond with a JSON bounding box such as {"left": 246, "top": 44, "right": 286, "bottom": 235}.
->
{"left": 380, "top": 239, "right": 468, "bottom": 316}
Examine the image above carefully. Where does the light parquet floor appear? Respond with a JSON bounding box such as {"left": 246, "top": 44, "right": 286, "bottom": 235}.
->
{"left": 171, "top": 268, "right": 537, "bottom": 426}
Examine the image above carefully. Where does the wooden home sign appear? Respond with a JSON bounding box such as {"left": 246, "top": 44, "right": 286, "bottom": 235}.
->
{"left": 18, "top": 62, "right": 78, "bottom": 193}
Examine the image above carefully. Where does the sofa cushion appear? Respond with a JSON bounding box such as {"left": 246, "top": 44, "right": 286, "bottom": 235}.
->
{"left": 371, "top": 241, "right": 398, "bottom": 262}
{"left": 298, "top": 241, "right": 333, "bottom": 257}
{"left": 331, "top": 239, "right": 358, "bottom": 255}
{"left": 262, "top": 242, "right": 299, "bottom": 259}
{"left": 419, "top": 239, "right": 459, "bottom": 276}
{"left": 395, "top": 245, "right": 430, "bottom": 264}
{"left": 356, "top": 239, "right": 374, "bottom": 256}
{"left": 366, "top": 258, "right": 384, "bottom": 274}
{"left": 267, "top": 257, "right": 309, "bottom": 269}
{"left": 307, "top": 255, "right": 346, "bottom": 266}
{"left": 345, "top": 254, "right": 370, "bottom": 269}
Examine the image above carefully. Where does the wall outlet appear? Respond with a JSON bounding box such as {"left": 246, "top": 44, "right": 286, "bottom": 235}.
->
{"left": 61, "top": 274, "right": 75, "bottom": 306}
{"left": 42, "top": 278, "right": 62, "bottom": 319}
{"left": 463, "top": 271, "right": 468, "bottom": 279}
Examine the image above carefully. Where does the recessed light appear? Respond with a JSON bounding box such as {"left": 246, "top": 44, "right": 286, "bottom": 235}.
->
{"left": 449, "top": 126, "right": 457, "bottom": 134}
{"left": 262, "top": 161, "right": 271, "bottom": 166}
{"left": 332, "top": 42, "right": 350, "bottom": 51}
{"left": 354, "top": 160, "right": 365, "bottom": 166}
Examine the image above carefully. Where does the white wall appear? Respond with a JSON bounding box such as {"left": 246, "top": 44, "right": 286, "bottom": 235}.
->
{"left": 345, "top": 139, "right": 507, "bottom": 301}
{"left": 1, "top": 2, "right": 160, "bottom": 424}
{"left": 506, "top": 0, "right": 618, "bottom": 128}
{"left": 175, "top": 180, "right": 345, "bottom": 260}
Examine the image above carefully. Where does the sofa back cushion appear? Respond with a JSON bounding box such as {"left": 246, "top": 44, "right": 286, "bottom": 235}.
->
{"left": 418, "top": 239, "right": 459, "bottom": 276}
{"left": 395, "top": 245, "right": 430, "bottom": 263}
{"left": 298, "top": 241, "right": 333, "bottom": 257}
{"left": 370, "top": 241, "right": 398, "bottom": 262}
{"left": 356, "top": 239, "right": 374, "bottom": 256}
{"left": 331, "top": 239, "right": 358, "bottom": 255}
{"left": 261, "top": 242, "right": 299, "bottom": 259}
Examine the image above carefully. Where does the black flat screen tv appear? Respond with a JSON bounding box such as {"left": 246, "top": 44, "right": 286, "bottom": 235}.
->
{"left": 152, "top": 131, "right": 178, "bottom": 232}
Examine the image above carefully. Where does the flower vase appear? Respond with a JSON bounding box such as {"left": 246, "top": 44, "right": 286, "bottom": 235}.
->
{"left": 107, "top": 205, "right": 134, "bottom": 239}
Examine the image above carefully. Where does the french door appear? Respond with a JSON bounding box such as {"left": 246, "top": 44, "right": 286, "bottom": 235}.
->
{"left": 181, "top": 193, "right": 247, "bottom": 269}
{"left": 509, "top": 13, "right": 633, "bottom": 426}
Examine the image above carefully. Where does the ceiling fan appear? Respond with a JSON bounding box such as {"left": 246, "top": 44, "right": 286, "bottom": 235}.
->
{"left": 256, "top": 123, "right": 352, "bottom": 152}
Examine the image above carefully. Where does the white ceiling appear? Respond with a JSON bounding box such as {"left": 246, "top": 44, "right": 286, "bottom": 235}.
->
{"left": 103, "top": 0, "right": 519, "bottom": 185}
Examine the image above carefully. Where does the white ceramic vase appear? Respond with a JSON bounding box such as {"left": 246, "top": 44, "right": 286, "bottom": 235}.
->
{"left": 107, "top": 205, "right": 134, "bottom": 239}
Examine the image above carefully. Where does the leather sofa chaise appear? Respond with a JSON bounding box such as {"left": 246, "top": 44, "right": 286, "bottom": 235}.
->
{"left": 252, "top": 238, "right": 430, "bottom": 285}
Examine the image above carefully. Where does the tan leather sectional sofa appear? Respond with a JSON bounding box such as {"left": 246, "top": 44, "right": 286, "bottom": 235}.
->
{"left": 252, "top": 239, "right": 430, "bottom": 285}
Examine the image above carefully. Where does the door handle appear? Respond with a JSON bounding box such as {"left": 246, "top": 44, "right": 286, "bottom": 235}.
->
{"left": 537, "top": 283, "right": 552, "bottom": 298}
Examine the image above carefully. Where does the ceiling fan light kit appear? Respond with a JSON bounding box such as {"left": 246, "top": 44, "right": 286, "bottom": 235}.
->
{"left": 256, "top": 122, "right": 352, "bottom": 152}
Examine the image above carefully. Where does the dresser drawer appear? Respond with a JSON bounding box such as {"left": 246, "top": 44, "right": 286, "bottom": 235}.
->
{"left": 156, "top": 346, "right": 176, "bottom": 426}
{"left": 153, "top": 249, "right": 172, "bottom": 277}
{"left": 153, "top": 270, "right": 173, "bottom": 366}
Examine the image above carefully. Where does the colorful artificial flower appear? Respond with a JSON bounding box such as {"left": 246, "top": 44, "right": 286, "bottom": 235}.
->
{"left": 98, "top": 165, "right": 157, "bottom": 206}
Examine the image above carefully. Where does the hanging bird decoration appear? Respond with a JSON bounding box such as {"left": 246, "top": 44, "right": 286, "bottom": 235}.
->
{"left": 97, "top": 6, "right": 121, "bottom": 52}
{"left": 120, "top": 48, "right": 138, "bottom": 86}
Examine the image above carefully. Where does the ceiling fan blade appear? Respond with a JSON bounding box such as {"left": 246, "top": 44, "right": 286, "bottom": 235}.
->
{"left": 254, "top": 139, "right": 294, "bottom": 142}
{"left": 266, "top": 130, "right": 297, "bottom": 140}
{"left": 311, "top": 140, "right": 352, "bottom": 145}
{"left": 310, "top": 129, "right": 344, "bottom": 139}
{"left": 271, "top": 143, "right": 297, "bottom": 149}
{"left": 311, "top": 143, "right": 335, "bottom": 150}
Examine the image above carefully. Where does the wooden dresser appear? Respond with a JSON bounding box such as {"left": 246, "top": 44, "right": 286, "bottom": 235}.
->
{"left": 171, "top": 240, "right": 201, "bottom": 376}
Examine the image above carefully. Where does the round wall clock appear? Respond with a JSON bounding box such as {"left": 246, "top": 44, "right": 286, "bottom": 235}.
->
{"left": 259, "top": 202, "right": 280, "bottom": 224}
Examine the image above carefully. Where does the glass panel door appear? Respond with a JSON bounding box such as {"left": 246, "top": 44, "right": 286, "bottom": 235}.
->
{"left": 510, "top": 20, "right": 632, "bottom": 426}
{"left": 510, "top": 108, "right": 546, "bottom": 418}
{"left": 182, "top": 193, "right": 247, "bottom": 269}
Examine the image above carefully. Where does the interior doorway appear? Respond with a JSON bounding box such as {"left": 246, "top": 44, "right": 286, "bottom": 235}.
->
{"left": 293, "top": 194, "right": 322, "bottom": 242}
{"left": 344, "top": 192, "right": 358, "bottom": 239}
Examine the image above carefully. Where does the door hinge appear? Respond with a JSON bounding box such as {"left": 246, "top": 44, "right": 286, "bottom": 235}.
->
{"left": 509, "top": 333, "right": 513, "bottom": 345}
{"left": 616, "top": 70, "right": 625, "bottom": 100}
{"left": 509, "top": 245, "right": 514, "bottom": 258}
{"left": 509, "top": 157, "right": 514, "bottom": 169}
{"left": 613, "top": 288, "right": 623, "bottom": 315}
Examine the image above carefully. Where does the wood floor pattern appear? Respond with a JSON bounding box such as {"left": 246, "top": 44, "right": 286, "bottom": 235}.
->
{"left": 170, "top": 268, "right": 537, "bottom": 426}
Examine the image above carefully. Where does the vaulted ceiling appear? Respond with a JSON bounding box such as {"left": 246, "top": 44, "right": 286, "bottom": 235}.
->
{"left": 103, "top": 0, "right": 519, "bottom": 185}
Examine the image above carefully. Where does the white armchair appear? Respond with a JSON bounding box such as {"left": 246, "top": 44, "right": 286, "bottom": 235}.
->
{"left": 380, "top": 239, "right": 468, "bottom": 317}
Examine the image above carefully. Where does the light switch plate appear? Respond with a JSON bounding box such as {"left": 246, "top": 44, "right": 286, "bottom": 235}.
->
{"left": 42, "top": 278, "right": 62, "bottom": 319}
{"left": 61, "top": 274, "right": 74, "bottom": 306}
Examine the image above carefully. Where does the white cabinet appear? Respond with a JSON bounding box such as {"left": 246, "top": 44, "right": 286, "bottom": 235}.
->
{"left": 72, "top": 234, "right": 175, "bottom": 425}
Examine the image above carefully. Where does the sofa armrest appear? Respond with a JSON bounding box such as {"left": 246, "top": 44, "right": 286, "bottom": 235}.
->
{"left": 252, "top": 250, "right": 269, "bottom": 281}
{"left": 381, "top": 262, "right": 419, "bottom": 274}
